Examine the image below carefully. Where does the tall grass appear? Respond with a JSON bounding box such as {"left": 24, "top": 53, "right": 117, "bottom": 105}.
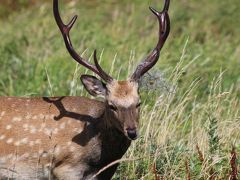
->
{"left": 109, "top": 42, "right": 239, "bottom": 179}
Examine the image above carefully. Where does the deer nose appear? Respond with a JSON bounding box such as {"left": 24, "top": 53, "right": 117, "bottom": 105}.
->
{"left": 126, "top": 128, "right": 138, "bottom": 140}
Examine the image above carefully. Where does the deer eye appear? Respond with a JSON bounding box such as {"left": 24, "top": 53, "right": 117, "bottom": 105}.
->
{"left": 136, "top": 102, "right": 141, "bottom": 108}
{"left": 109, "top": 104, "right": 117, "bottom": 111}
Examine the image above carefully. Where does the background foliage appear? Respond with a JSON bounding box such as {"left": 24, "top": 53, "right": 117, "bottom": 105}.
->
{"left": 0, "top": 0, "right": 239, "bottom": 179}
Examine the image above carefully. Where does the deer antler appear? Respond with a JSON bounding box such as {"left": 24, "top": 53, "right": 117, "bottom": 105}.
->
{"left": 131, "top": 0, "right": 170, "bottom": 81}
{"left": 53, "top": 0, "right": 113, "bottom": 83}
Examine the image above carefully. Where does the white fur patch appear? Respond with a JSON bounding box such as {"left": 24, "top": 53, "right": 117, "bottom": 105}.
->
{"left": 6, "top": 138, "right": 14, "bottom": 144}
{"left": 0, "top": 135, "right": 6, "bottom": 140}
{"left": 6, "top": 124, "right": 12, "bottom": 130}
{"left": 12, "top": 117, "right": 22, "bottom": 122}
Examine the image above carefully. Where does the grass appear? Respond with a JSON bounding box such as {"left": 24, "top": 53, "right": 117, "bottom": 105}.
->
{"left": 0, "top": 0, "right": 239, "bottom": 179}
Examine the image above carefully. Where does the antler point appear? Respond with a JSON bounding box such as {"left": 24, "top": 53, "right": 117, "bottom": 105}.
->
{"left": 149, "top": 7, "right": 160, "bottom": 17}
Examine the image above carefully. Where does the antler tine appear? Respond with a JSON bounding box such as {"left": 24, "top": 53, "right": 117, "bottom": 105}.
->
{"left": 93, "top": 50, "right": 113, "bottom": 83}
{"left": 53, "top": 0, "right": 112, "bottom": 82}
{"left": 131, "top": 0, "right": 170, "bottom": 81}
{"left": 163, "top": 0, "right": 170, "bottom": 11}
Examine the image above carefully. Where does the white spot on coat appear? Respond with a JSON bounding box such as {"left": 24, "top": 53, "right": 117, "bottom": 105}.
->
{"left": 21, "top": 138, "right": 28, "bottom": 144}
{"left": 44, "top": 128, "right": 52, "bottom": 136}
{"left": 6, "top": 138, "right": 14, "bottom": 144}
{"left": 14, "top": 141, "right": 20, "bottom": 146}
{"left": 29, "top": 141, "right": 35, "bottom": 147}
{"left": 53, "top": 128, "right": 59, "bottom": 134}
{"left": 6, "top": 125, "right": 12, "bottom": 130}
{"left": 60, "top": 122, "right": 66, "bottom": 129}
{"left": 26, "top": 114, "right": 31, "bottom": 119}
{"left": 30, "top": 125, "right": 37, "bottom": 134}
{"left": 35, "top": 139, "right": 41, "bottom": 144}
{"left": 0, "top": 135, "right": 6, "bottom": 140}
{"left": 39, "top": 114, "right": 45, "bottom": 119}
{"left": 0, "top": 111, "right": 6, "bottom": 117}
{"left": 12, "top": 117, "right": 22, "bottom": 122}
{"left": 23, "top": 124, "right": 29, "bottom": 131}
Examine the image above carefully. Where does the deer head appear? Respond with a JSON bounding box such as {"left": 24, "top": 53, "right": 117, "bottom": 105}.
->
{"left": 53, "top": 0, "right": 170, "bottom": 140}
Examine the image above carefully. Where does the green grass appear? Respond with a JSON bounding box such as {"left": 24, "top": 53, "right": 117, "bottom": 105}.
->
{"left": 0, "top": 0, "right": 239, "bottom": 179}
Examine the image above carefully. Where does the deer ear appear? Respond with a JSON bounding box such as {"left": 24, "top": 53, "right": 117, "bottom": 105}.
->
{"left": 80, "top": 75, "right": 107, "bottom": 98}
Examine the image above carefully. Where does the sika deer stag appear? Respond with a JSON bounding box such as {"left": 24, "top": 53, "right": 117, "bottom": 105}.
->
{"left": 0, "top": 0, "right": 170, "bottom": 179}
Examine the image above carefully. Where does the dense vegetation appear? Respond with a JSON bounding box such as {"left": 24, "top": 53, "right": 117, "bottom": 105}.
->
{"left": 0, "top": 0, "right": 239, "bottom": 179}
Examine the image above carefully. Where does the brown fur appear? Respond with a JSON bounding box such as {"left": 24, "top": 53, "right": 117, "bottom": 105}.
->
{"left": 110, "top": 81, "right": 135, "bottom": 97}
{"left": 0, "top": 80, "right": 139, "bottom": 180}
{"left": 107, "top": 81, "right": 139, "bottom": 107}
{"left": 0, "top": 95, "right": 133, "bottom": 179}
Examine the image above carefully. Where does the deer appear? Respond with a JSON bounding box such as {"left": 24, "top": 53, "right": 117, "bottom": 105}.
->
{"left": 0, "top": 0, "right": 170, "bottom": 179}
